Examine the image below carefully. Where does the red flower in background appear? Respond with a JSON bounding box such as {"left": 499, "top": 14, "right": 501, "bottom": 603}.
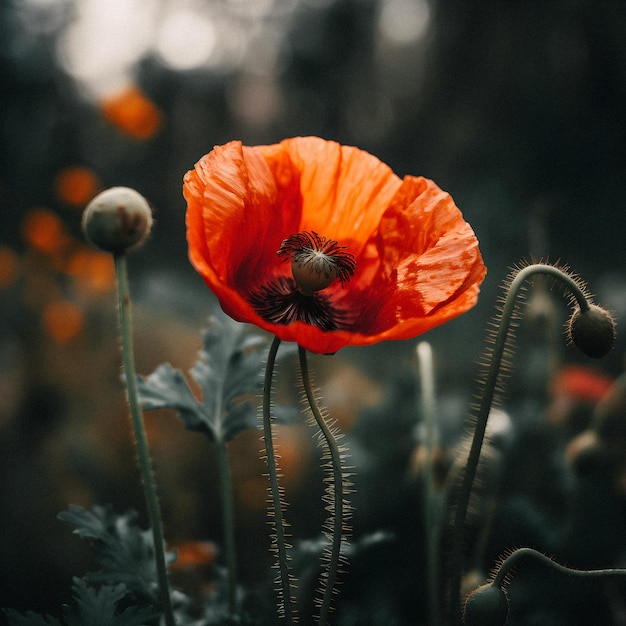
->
{"left": 184, "top": 137, "right": 486, "bottom": 354}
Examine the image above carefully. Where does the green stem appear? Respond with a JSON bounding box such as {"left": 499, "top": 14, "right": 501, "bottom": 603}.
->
{"left": 416, "top": 341, "right": 441, "bottom": 626}
{"left": 114, "top": 254, "right": 175, "bottom": 626}
{"left": 449, "top": 264, "right": 590, "bottom": 624}
{"left": 492, "top": 547, "right": 626, "bottom": 588}
{"left": 262, "top": 336, "right": 294, "bottom": 623}
{"left": 216, "top": 439, "right": 238, "bottom": 618}
{"left": 298, "top": 347, "right": 344, "bottom": 626}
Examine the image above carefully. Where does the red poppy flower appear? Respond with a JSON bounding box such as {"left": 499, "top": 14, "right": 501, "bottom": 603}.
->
{"left": 184, "top": 137, "right": 486, "bottom": 354}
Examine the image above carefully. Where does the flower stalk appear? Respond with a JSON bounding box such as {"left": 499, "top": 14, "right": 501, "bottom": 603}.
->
{"left": 449, "top": 263, "right": 603, "bottom": 623}
{"left": 114, "top": 253, "right": 175, "bottom": 626}
{"left": 216, "top": 439, "right": 238, "bottom": 618}
{"left": 298, "top": 346, "right": 346, "bottom": 626}
{"left": 416, "top": 341, "right": 441, "bottom": 626}
{"left": 262, "top": 336, "right": 295, "bottom": 623}
{"left": 464, "top": 548, "right": 626, "bottom": 625}
{"left": 493, "top": 548, "right": 626, "bottom": 588}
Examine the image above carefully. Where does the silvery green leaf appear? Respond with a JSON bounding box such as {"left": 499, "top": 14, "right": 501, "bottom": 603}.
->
{"left": 63, "top": 578, "right": 160, "bottom": 626}
{"left": 4, "top": 611, "right": 62, "bottom": 626}
{"left": 135, "top": 363, "right": 213, "bottom": 438}
{"left": 4, "top": 578, "right": 159, "bottom": 626}
{"left": 189, "top": 317, "right": 268, "bottom": 442}
{"left": 57, "top": 505, "right": 174, "bottom": 601}
{"left": 136, "top": 315, "right": 294, "bottom": 443}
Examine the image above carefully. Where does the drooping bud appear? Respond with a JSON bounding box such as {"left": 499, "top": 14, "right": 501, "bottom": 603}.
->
{"left": 463, "top": 584, "right": 510, "bottom": 626}
{"left": 82, "top": 187, "right": 152, "bottom": 255}
{"left": 568, "top": 304, "right": 616, "bottom": 359}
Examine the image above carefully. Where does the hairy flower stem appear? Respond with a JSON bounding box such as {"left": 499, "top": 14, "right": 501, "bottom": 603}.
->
{"left": 216, "top": 439, "right": 238, "bottom": 618}
{"left": 416, "top": 342, "right": 441, "bottom": 626}
{"left": 263, "top": 336, "right": 294, "bottom": 623}
{"left": 492, "top": 548, "right": 626, "bottom": 589}
{"left": 298, "top": 347, "right": 344, "bottom": 626}
{"left": 114, "top": 254, "right": 175, "bottom": 626}
{"left": 449, "top": 264, "right": 590, "bottom": 624}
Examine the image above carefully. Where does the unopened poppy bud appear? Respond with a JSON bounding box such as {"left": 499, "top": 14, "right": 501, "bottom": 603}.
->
{"left": 463, "top": 584, "right": 509, "bottom": 626}
{"left": 82, "top": 187, "right": 152, "bottom": 254}
{"left": 568, "top": 304, "right": 616, "bottom": 359}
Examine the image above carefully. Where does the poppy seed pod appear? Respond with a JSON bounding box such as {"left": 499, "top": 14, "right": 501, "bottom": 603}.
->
{"left": 568, "top": 304, "right": 616, "bottom": 359}
{"left": 291, "top": 257, "right": 338, "bottom": 295}
{"left": 83, "top": 187, "right": 152, "bottom": 254}
{"left": 279, "top": 231, "right": 357, "bottom": 296}
{"left": 463, "top": 584, "right": 510, "bottom": 626}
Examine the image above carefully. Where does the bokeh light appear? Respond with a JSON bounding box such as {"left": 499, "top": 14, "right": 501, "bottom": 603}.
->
{"left": 42, "top": 300, "right": 85, "bottom": 343}
{"left": 21, "top": 208, "right": 68, "bottom": 255}
{"left": 169, "top": 540, "right": 217, "bottom": 569}
{"left": 54, "top": 166, "right": 100, "bottom": 207}
{"left": 155, "top": 7, "right": 217, "bottom": 71}
{"left": 65, "top": 248, "right": 115, "bottom": 295}
{"left": 378, "top": 0, "right": 431, "bottom": 45}
{"left": 99, "top": 85, "right": 163, "bottom": 139}
{"left": 56, "top": 0, "right": 158, "bottom": 96}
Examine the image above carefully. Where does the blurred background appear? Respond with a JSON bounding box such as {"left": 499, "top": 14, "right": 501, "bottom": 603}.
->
{"left": 1, "top": 0, "right": 626, "bottom": 620}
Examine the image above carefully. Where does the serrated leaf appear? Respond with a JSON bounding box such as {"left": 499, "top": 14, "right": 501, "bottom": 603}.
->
{"left": 57, "top": 504, "right": 118, "bottom": 543}
{"left": 3, "top": 578, "right": 160, "bottom": 626}
{"left": 135, "top": 363, "right": 212, "bottom": 436}
{"left": 190, "top": 318, "right": 268, "bottom": 443}
{"left": 57, "top": 505, "right": 173, "bottom": 601}
{"left": 63, "top": 578, "right": 160, "bottom": 626}
{"left": 136, "top": 315, "right": 280, "bottom": 444}
{"left": 4, "top": 610, "right": 62, "bottom": 626}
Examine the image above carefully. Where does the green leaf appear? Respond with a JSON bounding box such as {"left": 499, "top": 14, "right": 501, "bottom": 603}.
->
{"left": 136, "top": 315, "right": 291, "bottom": 443}
{"left": 4, "top": 579, "right": 159, "bottom": 626}
{"left": 4, "top": 610, "right": 62, "bottom": 625}
{"left": 57, "top": 505, "right": 174, "bottom": 601}
{"left": 135, "top": 363, "right": 210, "bottom": 435}
{"left": 63, "top": 578, "right": 160, "bottom": 626}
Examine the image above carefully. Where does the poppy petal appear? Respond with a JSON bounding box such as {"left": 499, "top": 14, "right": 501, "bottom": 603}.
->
{"left": 382, "top": 175, "right": 485, "bottom": 314}
{"left": 258, "top": 137, "right": 402, "bottom": 256}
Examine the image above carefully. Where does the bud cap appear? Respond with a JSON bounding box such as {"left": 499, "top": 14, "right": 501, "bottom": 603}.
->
{"left": 82, "top": 186, "right": 152, "bottom": 254}
{"left": 463, "top": 584, "right": 509, "bottom": 626}
{"left": 568, "top": 304, "right": 616, "bottom": 359}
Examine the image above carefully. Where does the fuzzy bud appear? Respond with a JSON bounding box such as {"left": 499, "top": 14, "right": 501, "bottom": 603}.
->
{"left": 463, "top": 584, "right": 510, "bottom": 626}
{"left": 82, "top": 187, "right": 152, "bottom": 254}
{"left": 568, "top": 304, "right": 616, "bottom": 359}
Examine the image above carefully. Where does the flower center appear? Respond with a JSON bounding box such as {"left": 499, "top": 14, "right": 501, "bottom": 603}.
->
{"left": 249, "top": 231, "right": 356, "bottom": 331}
{"left": 278, "top": 231, "right": 356, "bottom": 296}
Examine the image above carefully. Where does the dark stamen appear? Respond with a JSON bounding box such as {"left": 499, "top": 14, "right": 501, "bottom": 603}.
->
{"left": 249, "top": 276, "right": 347, "bottom": 331}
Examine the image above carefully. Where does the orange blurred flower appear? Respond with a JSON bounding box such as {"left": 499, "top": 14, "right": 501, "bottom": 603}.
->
{"left": 22, "top": 208, "right": 69, "bottom": 255}
{"left": 99, "top": 85, "right": 163, "bottom": 140}
{"left": 551, "top": 365, "right": 614, "bottom": 403}
{"left": 42, "top": 300, "right": 84, "bottom": 342}
{"left": 55, "top": 166, "right": 100, "bottom": 206}
{"left": 170, "top": 541, "right": 217, "bottom": 570}
{"left": 66, "top": 248, "right": 115, "bottom": 294}
{"left": 184, "top": 137, "right": 486, "bottom": 354}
